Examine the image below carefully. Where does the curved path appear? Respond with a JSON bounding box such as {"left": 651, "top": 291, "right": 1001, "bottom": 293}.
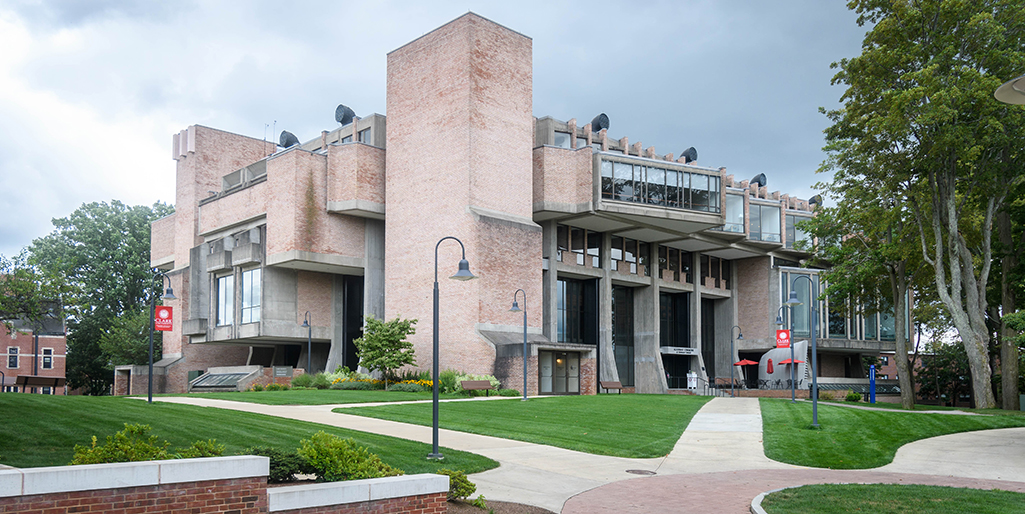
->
{"left": 150, "top": 396, "right": 1025, "bottom": 513}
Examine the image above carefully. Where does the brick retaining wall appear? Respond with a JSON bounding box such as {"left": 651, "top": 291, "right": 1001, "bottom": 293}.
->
{"left": 0, "top": 457, "right": 448, "bottom": 514}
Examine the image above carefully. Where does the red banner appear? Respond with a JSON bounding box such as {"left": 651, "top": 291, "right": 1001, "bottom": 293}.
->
{"left": 776, "top": 329, "right": 790, "bottom": 348}
{"left": 155, "top": 306, "right": 173, "bottom": 332}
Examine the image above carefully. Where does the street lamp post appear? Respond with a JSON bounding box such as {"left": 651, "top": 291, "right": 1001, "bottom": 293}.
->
{"left": 301, "top": 312, "right": 312, "bottom": 374}
{"left": 510, "top": 289, "right": 528, "bottom": 401}
{"left": 148, "top": 271, "right": 177, "bottom": 404}
{"left": 730, "top": 326, "right": 743, "bottom": 398}
{"left": 430, "top": 236, "right": 476, "bottom": 460}
{"left": 789, "top": 275, "right": 820, "bottom": 428}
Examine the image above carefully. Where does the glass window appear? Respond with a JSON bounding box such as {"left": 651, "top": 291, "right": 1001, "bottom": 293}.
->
{"left": 241, "top": 268, "right": 261, "bottom": 324}
{"left": 787, "top": 274, "right": 815, "bottom": 338}
{"left": 668, "top": 248, "right": 680, "bottom": 280}
{"left": 681, "top": 251, "right": 693, "bottom": 283}
{"left": 357, "top": 128, "right": 370, "bottom": 143}
{"left": 557, "top": 279, "right": 585, "bottom": 344}
{"left": 587, "top": 231, "right": 601, "bottom": 268}
{"left": 691, "top": 174, "right": 709, "bottom": 211}
{"left": 576, "top": 137, "right": 588, "bottom": 149}
{"left": 880, "top": 307, "right": 896, "bottom": 341}
{"left": 7, "top": 348, "right": 17, "bottom": 369}
{"left": 553, "top": 132, "right": 571, "bottom": 148}
{"left": 611, "top": 236, "right": 623, "bottom": 262}
{"left": 216, "top": 274, "right": 234, "bottom": 326}
{"left": 612, "top": 286, "right": 634, "bottom": 386}
{"left": 647, "top": 166, "right": 665, "bottom": 205}
{"left": 625, "top": 239, "right": 637, "bottom": 273}
{"left": 600, "top": 160, "right": 614, "bottom": 199}
{"left": 340, "top": 135, "right": 352, "bottom": 144}
{"left": 42, "top": 348, "right": 52, "bottom": 369}
{"left": 571, "top": 227, "right": 585, "bottom": 265}
{"left": 751, "top": 205, "right": 781, "bottom": 242}
{"left": 787, "top": 215, "right": 811, "bottom": 249}
{"left": 666, "top": 170, "right": 680, "bottom": 208}
{"left": 864, "top": 308, "right": 878, "bottom": 340}
{"left": 613, "top": 161, "right": 634, "bottom": 201}
{"left": 722, "top": 260, "right": 731, "bottom": 289}
{"left": 829, "top": 299, "right": 847, "bottom": 339}
{"left": 556, "top": 224, "right": 568, "bottom": 262}
{"left": 639, "top": 243, "right": 650, "bottom": 277}
{"left": 724, "top": 195, "right": 744, "bottom": 233}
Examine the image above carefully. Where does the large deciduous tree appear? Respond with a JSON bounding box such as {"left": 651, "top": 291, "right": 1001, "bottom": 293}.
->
{"left": 353, "top": 316, "right": 417, "bottom": 388}
{"left": 28, "top": 200, "right": 174, "bottom": 394}
{"left": 824, "top": 0, "right": 1025, "bottom": 409}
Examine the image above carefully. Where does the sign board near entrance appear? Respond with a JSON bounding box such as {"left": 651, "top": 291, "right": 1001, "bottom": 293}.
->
{"left": 154, "top": 306, "right": 173, "bottom": 332}
{"left": 660, "top": 346, "right": 698, "bottom": 356}
{"left": 776, "top": 329, "right": 790, "bottom": 348}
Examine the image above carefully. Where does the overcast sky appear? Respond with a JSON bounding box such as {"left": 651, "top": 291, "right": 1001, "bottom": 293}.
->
{"left": 0, "top": 0, "right": 869, "bottom": 258}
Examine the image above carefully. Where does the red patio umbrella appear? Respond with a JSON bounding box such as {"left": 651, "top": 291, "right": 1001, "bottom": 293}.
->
{"left": 766, "top": 359, "right": 774, "bottom": 374}
{"left": 733, "top": 359, "right": 758, "bottom": 366}
{"left": 778, "top": 358, "right": 805, "bottom": 365}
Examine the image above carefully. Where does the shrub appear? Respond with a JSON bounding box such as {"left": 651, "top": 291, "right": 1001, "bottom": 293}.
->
{"left": 330, "top": 380, "right": 375, "bottom": 391}
{"left": 265, "top": 383, "right": 291, "bottom": 391}
{"left": 240, "top": 446, "right": 312, "bottom": 483}
{"left": 176, "top": 439, "right": 226, "bottom": 459}
{"left": 387, "top": 382, "right": 424, "bottom": 392}
{"left": 250, "top": 383, "right": 265, "bottom": 392}
{"left": 498, "top": 389, "right": 520, "bottom": 397}
{"left": 436, "top": 469, "right": 476, "bottom": 500}
{"left": 71, "top": 424, "right": 170, "bottom": 464}
{"left": 291, "top": 373, "right": 314, "bottom": 388}
{"left": 818, "top": 390, "right": 837, "bottom": 401}
{"left": 846, "top": 391, "right": 863, "bottom": 402}
{"left": 439, "top": 369, "right": 461, "bottom": 394}
{"left": 297, "top": 432, "right": 403, "bottom": 482}
{"left": 311, "top": 373, "right": 332, "bottom": 390}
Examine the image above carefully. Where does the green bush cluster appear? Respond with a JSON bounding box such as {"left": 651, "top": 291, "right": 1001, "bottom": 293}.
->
{"left": 498, "top": 389, "right": 520, "bottom": 397}
{"left": 70, "top": 424, "right": 224, "bottom": 465}
{"left": 291, "top": 373, "right": 314, "bottom": 388}
{"left": 437, "top": 369, "right": 501, "bottom": 395}
{"left": 241, "top": 446, "right": 313, "bottom": 483}
{"left": 387, "top": 382, "right": 425, "bottom": 392}
{"left": 846, "top": 391, "right": 863, "bottom": 402}
{"left": 436, "top": 469, "right": 476, "bottom": 500}
{"left": 265, "top": 383, "right": 290, "bottom": 391}
{"left": 331, "top": 380, "right": 377, "bottom": 391}
{"left": 298, "top": 431, "right": 403, "bottom": 481}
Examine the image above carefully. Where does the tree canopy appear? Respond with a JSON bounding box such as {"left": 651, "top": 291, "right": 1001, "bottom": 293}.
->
{"left": 27, "top": 200, "right": 174, "bottom": 394}
{"left": 353, "top": 316, "right": 417, "bottom": 387}
{"left": 822, "top": 0, "right": 1025, "bottom": 409}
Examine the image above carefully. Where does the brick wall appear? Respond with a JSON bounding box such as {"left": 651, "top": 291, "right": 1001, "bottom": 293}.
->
{"left": 0, "top": 458, "right": 448, "bottom": 514}
{"left": 1, "top": 331, "right": 67, "bottom": 394}
{"left": 275, "top": 492, "right": 446, "bottom": 514}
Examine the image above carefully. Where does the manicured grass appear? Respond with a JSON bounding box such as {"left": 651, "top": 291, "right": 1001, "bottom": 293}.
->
{"left": 761, "top": 483, "right": 1025, "bottom": 514}
{"left": 181, "top": 389, "right": 466, "bottom": 405}
{"left": 338, "top": 394, "right": 711, "bottom": 458}
{"left": 0, "top": 394, "right": 497, "bottom": 474}
{"left": 760, "top": 398, "right": 1025, "bottom": 469}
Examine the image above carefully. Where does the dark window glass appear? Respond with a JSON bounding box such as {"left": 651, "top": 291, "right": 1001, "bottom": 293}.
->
{"left": 611, "top": 236, "right": 623, "bottom": 262}
{"left": 681, "top": 251, "right": 693, "bottom": 283}
{"left": 669, "top": 248, "right": 680, "bottom": 281}
{"left": 750, "top": 203, "right": 762, "bottom": 240}
{"left": 587, "top": 231, "right": 601, "bottom": 268}
{"left": 576, "top": 137, "right": 588, "bottom": 149}
{"left": 612, "top": 286, "right": 635, "bottom": 386}
{"left": 829, "top": 299, "right": 847, "bottom": 339}
{"left": 600, "top": 161, "right": 614, "bottom": 199}
{"left": 42, "top": 348, "right": 52, "bottom": 369}
{"left": 557, "top": 225, "right": 568, "bottom": 262}
{"left": 639, "top": 243, "right": 650, "bottom": 276}
{"left": 7, "top": 348, "right": 18, "bottom": 369}
{"left": 571, "top": 227, "right": 585, "bottom": 265}
{"left": 557, "top": 279, "right": 586, "bottom": 344}
{"left": 721, "top": 260, "right": 731, "bottom": 290}
{"left": 691, "top": 174, "right": 709, "bottom": 211}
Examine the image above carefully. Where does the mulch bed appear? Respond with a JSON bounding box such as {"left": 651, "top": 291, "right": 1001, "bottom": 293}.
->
{"left": 447, "top": 499, "right": 556, "bottom": 514}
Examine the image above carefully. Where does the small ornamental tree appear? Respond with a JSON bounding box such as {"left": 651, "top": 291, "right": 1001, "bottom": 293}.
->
{"left": 353, "top": 316, "right": 417, "bottom": 388}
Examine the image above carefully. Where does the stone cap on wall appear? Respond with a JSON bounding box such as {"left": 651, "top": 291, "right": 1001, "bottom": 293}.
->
{"left": 0, "top": 456, "right": 269, "bottom": 498}
{"left": 268, "top": 473, "right": 448, "bottom": 512}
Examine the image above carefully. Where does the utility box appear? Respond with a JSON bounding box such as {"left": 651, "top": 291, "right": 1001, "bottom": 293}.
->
{"left": 687, "top": 372, "right": 698, "bottom": 390}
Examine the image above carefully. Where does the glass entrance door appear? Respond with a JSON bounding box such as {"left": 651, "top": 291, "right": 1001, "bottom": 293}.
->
{"left": 539, "top": 351, "right": 580, "bottom": 395}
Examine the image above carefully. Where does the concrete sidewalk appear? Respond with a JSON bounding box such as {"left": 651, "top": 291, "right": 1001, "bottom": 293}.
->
{"left": 149, "top": 395, "right": 1025, "bottom": 513}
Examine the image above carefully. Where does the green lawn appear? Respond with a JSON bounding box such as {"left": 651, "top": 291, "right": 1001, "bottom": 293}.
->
{"left": 760, "top": 398, "right": 1025, "bottom": 468}
{"left": 0, "top": 394, "right": 497, "bottom": 474}
{"left": 761, "top": 484, "right": 1025, "bottom": 514}
{"left": 338, "top": 394, "right": 711, "bottom": 458}
{"left": 181, "top": 389, "right": 466, "bottom": 405}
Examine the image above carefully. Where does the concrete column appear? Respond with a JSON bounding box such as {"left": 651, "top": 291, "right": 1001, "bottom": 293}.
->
{"left": 633, "top": 260, "right": 665, "bottom": 393}
{"left": 363, "top": 219, "right": 386, "bottom": 320}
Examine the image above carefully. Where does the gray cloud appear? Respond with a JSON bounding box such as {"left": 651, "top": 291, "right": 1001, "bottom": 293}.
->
{"left": 0, "top": 0, "right": 868, "bottom": 257}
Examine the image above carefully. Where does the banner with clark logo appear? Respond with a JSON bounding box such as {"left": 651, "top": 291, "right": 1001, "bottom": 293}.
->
{"left": 155, "top": 306, "right": 173, "bottom": 331}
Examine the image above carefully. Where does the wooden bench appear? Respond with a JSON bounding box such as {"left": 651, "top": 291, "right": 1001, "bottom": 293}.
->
{"left": 600, "top": 381, "right": 623, "bottom": 394}
{"left": 460, "top": 380, "right": 494, "bottom": 396}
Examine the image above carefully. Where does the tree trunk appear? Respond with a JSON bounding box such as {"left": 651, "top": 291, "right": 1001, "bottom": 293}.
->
{"left": 889, "top": 262, "right": 915, "bottom": 409}
{"left": 999, "top": 210, "right": 1020, "bottom": 410}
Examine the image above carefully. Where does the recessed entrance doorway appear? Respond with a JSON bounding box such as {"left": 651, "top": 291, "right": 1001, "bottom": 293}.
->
{"left": 539, "top": 350, "right": 580, "bottom": 395}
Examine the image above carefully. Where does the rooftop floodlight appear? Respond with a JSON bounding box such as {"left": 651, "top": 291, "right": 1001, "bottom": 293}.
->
{"left": 995, "top": 73, "right": 1025, "bottom": 105}
{"left": 450, "top": 259, "right": 476, "bottom": 281}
